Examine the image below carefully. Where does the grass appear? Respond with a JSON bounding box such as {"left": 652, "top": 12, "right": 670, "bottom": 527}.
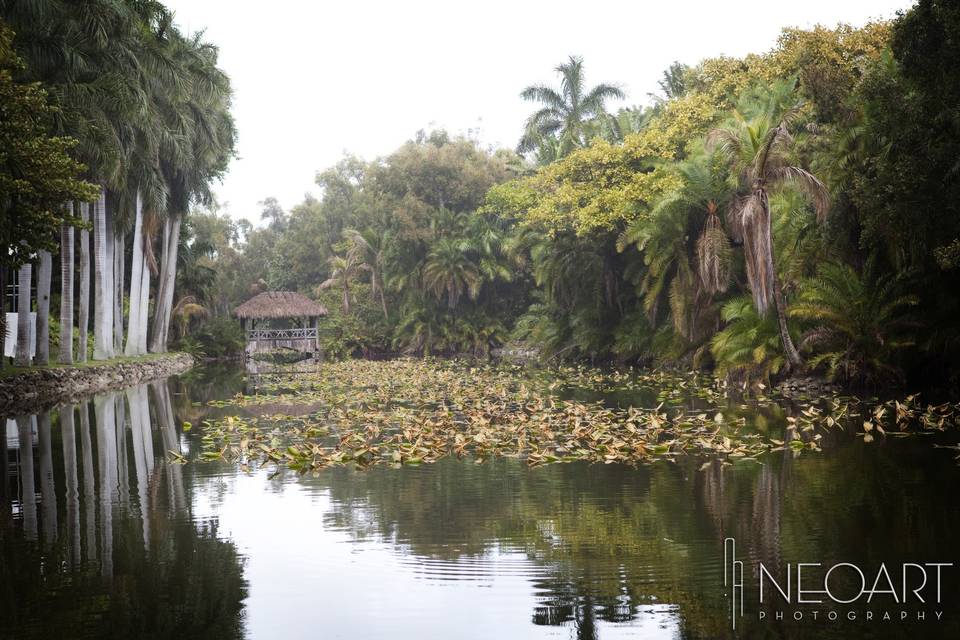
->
{"left": 0, "top": 352, "right": 185, "bottom": 379}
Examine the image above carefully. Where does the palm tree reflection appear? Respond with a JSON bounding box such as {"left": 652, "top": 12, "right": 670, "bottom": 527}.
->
{"left": 0, "top": 383, "right": 246, "bottom": 639}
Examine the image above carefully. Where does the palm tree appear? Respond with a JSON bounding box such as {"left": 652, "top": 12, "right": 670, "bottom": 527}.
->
{"left": 519, "top": 55, "right": 625, "bottom": 159}
{"left": 319, "top": 254, "right": 367, "bottom": 314}
{"left": 710, "top": 295, "right": 786, "bottom": 385}
{"left": 125, "top": 193, "right": 148, "bottom": 356}
{"left": 78, "top": 203, "right": 90, "bottom": 362}
{"left": 15, "top": 263, "right": 31, "bottom": 367}
{"left": 344, "top": 228, "right": 388, "bottom": 319}
{"left": 789, "top": 262, "right": 918, "bottom": 384}
{"left": 422, "top": 238, "right": 482, "bottom": 309}
{"left": 707, "top": 89, "right": 830, "bottom": 371}
{"left": 59, "top": 220, "right": 74, "bottom": 364}
{"left": 35, "top": 250, "right": 52, "bottom": 365}
{"left": 151, "top": 28, "right": 235, "bottom": 353}
{"left": 618, "top": 154, "right": 730, "bottom": 342}
{"left": 93, "top": 187, "right": 114, "bottom": 359}
{"left": 171, "top": 295, "right": 209, "bottom": 339}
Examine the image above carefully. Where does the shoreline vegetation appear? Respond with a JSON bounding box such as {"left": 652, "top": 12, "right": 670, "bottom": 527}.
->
{"left": 0, "top": 352, "right": 193, "bottom": 414}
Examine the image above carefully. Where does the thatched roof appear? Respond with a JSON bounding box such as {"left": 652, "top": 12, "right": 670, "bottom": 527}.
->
{"left": 233, "top": 291, "right": 327, "bottom": 319}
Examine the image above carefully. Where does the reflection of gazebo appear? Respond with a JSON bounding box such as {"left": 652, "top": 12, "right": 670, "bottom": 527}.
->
{"left": 233, "top": 291, "right": 327, "bottom": 357}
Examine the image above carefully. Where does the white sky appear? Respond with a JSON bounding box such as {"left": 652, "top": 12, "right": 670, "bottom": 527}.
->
{"left": 164, "top": 0, "right": 915, "bottom": 225}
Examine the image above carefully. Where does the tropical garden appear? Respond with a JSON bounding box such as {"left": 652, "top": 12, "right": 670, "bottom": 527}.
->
{"left": 175, "top": 0, "right": 957, "bottom": 393}
{"left": 3, "top": 0, "right": 960, "bottom": 395}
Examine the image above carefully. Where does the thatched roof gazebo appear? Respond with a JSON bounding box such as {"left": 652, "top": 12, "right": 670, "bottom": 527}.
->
{"left": 233, "top": 291, "right": 327, "bottom": 357}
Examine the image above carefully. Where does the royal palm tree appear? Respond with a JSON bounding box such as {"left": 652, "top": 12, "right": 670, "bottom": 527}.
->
{"left": 151, "top": 28, "right": 235, "bottom": 353}
{"left": 35, "top": 250, "right": 51, "bottom": 365}
{"left": 707, "top": 88, "right": 829, "bottom": 371}
{"left": 15, "top": 263, "right": 31, "bottom": 366}
{"left": 59, "top": 219, "right": 74, "bottom": 364}
{"left": 519, "top": 55, "right": 625, "bottom": 159}
{"left": 78, "top": 203, "right": 90, "bottom": 361}
{"left": 92, "top": 188, "right": 114, "bottom": 359}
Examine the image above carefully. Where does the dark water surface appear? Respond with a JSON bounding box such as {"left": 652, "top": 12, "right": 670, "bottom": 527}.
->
{"left": 2, "top": 363, "right": 960, "bottom": 639}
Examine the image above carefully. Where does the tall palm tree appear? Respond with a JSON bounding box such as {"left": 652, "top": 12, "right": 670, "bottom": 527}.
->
{"left": 707, "top": 93, "right": 829, "bottom": 371}
{"left": 319, "top": 254, "right": 367, "bottom": 314}
{"left": 125, "top": 193, "right": 147, "bottom": 355}
{"left": 78, "top": 202, "right": 90, "bottom": 362}
{"left": 422, "top": 238, "right": 482, "bottom": 310}
{"left": 35, "top": 250, "right": 51, "bottom": 365}
{"left": 59, "top": 220, "right": 74, "bottom": 364}
{"left": 151, "top": 28, "right": 235, "bottom": 353}
{"left": 93, "top": 187, "right": 114, "bottom": 359}
{"left": 15, "top": 263, "right": 31, "bottom": 366}
{"left": 519, "top": 55, "right": 625, "bottom": 159}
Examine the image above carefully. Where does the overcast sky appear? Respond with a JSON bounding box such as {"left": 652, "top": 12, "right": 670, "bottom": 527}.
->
{"left": 164, "top": 0, "right": 915, "bottom": 225}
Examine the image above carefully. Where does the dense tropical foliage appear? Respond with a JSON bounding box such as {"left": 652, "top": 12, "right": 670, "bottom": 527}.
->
{"left": 0, "top": 0, "right": 234, "bottom": 367}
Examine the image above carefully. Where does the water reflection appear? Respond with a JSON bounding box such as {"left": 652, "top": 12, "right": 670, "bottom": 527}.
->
{"left": 1, "top": 383, "right": 246, "bottom": 640}
{"left": 1, "top": 366, "right": 959, "bottom": 639}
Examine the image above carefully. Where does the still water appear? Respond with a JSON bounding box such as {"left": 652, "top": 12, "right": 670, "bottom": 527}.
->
{"left": 2, "top": 364, "right": 959, "bottom": 639}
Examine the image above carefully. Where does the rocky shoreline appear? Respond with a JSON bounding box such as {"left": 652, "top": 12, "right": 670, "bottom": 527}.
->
{"left": 0, "top": 353, "right": 195, "bottom": 415}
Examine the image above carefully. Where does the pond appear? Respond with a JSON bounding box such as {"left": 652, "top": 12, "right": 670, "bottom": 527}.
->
{"left": 2, "top": 361, "right": 959, "bottom": 639}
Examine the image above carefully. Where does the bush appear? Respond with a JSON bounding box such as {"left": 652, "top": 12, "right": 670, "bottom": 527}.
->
{"left": 174, "top": 316, "right": 246, "bottom": 359}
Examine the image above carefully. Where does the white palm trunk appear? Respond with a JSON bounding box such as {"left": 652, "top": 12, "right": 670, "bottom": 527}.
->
{"left": 150, "top": 213, "right": 181, "bottom": 353}
{"left": 126, "top": 385, "right": 152, "bottom": 549}
{"left": 93, "top": 187, "right": 115, "bottom": 360}
{"left": 16, "top": 416, "right": 37, "bottom": 540}
{"left": 60, "top": 222, "right": 75, "bottom": 364}
{"left": 137, "top": 247, "right": 150, "bottom": 354}
{"left": 125, "top": 194, "right": 145, "bottom": 356}
{"left": 78, "top": 203, "right": 90, "bottom": 362}
{"left": 38, "top": 412, "right": 57, "bottom": 541}
{"left": 78, "top": 400, "right": 97, "bottom": 562}
{"left": 60, "top": 404, "right": 81, "bottom": 566}
{"left": 15, "top": 263, "right": 32, "bottom": 366}
{"left": 95, "top": 392, "right": 117, "bottom": 576}
{"left": 36, "top": 251, "right": 52, "bottom": 366}
{"left": 113, "top": 229, "right": 124, "bottom": 354}
{"left": 153, "top": 381, "right": 185, "bottom": 512}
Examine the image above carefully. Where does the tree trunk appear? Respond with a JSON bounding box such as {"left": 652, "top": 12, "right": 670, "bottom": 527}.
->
{"left": 125, "top": 194, "right": 144, "bottom": 356}
{"left": 150, "top": 213, "right": 181, "bottom": 353}
{"left": 36, "top": 251, "right": 52, "bottom": 366}
{"left": 114, "top": 229, "right": 125, "bottom": 354}
{"left": 16, "top": 416, "right": 37, "bottom": 540}
{"left": 60, "top": 404, "right": 81, "bottom": 567}
{"left": 38, "top": 411, "right": 57, "bottom": 541}
{"left": 93, "top": 188, "right": 114, "bottom": 360}
{"left": 0, "top": 266, "right": 6, "bottom": 371}
{"left": 78, "top": 400, "right": 97, "bottom": 562}
{"left": 78, "top": 203, "right": 90, "bottom": 362}
{"left": 15, "top": 264, "right": 32, "bottom": 366}
{"left": 137, "top": 247, "right": 150, "bottom": 354}
{"left": 94, "top": 392, "right": 117, "bottom": 577}
{"left": 60, "top": 223, "right": 75, "bottom": 364}
{"left": 763, "top": 195, "right": 803, "bottom": 371}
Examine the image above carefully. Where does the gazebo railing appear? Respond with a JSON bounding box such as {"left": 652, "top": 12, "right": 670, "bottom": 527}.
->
{"left": 247, "top": 327, "right": 318, "bottom": 341}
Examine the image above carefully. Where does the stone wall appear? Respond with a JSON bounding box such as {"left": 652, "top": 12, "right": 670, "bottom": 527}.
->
{"left": 0, "top": 353, "right": 195, "bottom": 415}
